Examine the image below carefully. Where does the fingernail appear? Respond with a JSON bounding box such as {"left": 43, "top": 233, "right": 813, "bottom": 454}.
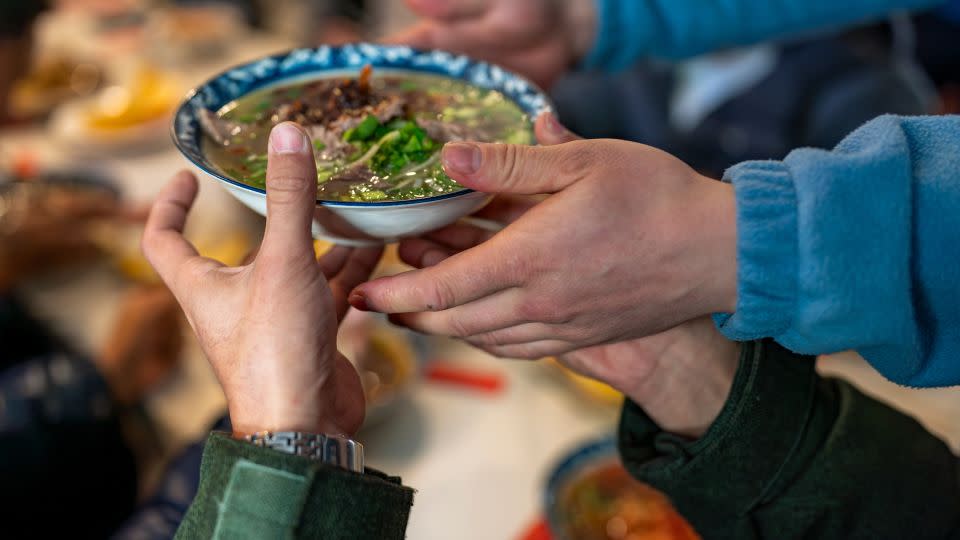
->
{"left": 543, "top": 112, "right": 566, "bottom": 136}
{"left": 348, "top": 291, "right": 370, "bottom": 311}
{"left": 269, "top": 122, "right": 308, "bottom": 154}
{"left": 442, "top": 143, "right": 481, "bottom": 176}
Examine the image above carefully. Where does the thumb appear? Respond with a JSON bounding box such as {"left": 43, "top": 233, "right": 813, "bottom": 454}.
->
{"left": 261, "top": 122, "right": 318, "bottom": 259}
{"left": 441, "top": 138, "right": 591, "bottom": 195}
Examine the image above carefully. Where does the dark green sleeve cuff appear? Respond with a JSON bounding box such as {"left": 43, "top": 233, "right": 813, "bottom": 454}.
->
{"left": 176, "top": 433, "right": 414, "bottom": 540}
{"left": 618, "top": 340, "right": 827, "bottom": 518}
{"left": 619, "top": 340, "right": 960, "bottom": 539}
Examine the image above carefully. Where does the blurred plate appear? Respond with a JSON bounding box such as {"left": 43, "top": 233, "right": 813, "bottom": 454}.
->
{"left": 49, "top": 66, "right": 180, "bottom": 155}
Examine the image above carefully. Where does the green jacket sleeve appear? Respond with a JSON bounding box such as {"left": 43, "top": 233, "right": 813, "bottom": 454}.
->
{"left": 618, "top": 340, "right": 960, "bottom": 539}
{"left": 175, "top": 433, "right": 414, "bottom": 540}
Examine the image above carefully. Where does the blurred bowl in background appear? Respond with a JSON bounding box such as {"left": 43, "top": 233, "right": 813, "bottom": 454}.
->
{"left": 545, "top": 438, "right": 700, "bottom": 540}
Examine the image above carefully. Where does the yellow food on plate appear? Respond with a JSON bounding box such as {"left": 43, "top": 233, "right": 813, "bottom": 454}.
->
{"left": 84, "top": 67, "right": 178, "bottom": 131}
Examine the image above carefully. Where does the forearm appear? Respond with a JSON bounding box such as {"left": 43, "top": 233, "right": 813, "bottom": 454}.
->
{"left": 717, "top": 114, "right": 960, "bottom": 386}
{"left": 584, "top": 0, "right": 944, "bottom": 70}
{"left": 619, "top": 340, "right": 960, "bottom": 539}
{"left": 175, "top": 433, "right": 413, "bottom": 540}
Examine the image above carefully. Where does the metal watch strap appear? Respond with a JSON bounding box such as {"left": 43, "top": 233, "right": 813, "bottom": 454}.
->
{"left": 242, "top": 431, "right": 364, "bottom": 473}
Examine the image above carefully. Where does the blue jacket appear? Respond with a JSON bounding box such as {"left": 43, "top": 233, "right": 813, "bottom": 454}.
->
{"left": 586, "top": 0, "right": 944, "bottom": 69}
{"left": 587, "top": 1, "right": 959, "bottom": 386}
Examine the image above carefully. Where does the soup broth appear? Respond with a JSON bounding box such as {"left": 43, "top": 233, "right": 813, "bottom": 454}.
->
{"left": 203, "top": 70, "right": 532, "bottom": 202}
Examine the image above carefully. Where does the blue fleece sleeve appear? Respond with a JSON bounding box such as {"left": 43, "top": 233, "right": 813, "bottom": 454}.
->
{"left": 585, "top": 0, "right": 944, "bottom": 70}
{"left": 715, "top": 115, "right": 960, "bottom": 387}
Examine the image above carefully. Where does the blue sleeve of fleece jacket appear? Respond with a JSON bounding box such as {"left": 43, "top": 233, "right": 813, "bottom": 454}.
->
{"left": 584, "top": 0, "right": 944, "bottom": 70}
{"left": 715, "top": 115, "right": 960, "bottom": 387}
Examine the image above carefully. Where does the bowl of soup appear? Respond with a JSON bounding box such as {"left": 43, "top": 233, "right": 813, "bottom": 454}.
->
{"left": 172, "top": 44, "right": 551, "bottom": 245}
{"left": 546, "top": 438, "right": 700, "bottom": 540}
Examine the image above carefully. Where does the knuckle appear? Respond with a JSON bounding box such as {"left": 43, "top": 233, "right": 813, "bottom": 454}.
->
{"left": 425, "top": 278, "right": 456, "bottom": 311}
{"left": 555, "top": 323, "right": 588, "bottom": 342}
{"left": 471, "top": 331, "right": 505, "bottom": 347}
{"left": 495, "top": 144, "right": 523, "bottom": 188}
{"left": 446, "top": 316, "right": 473, "bottom": 339}
{"left": 266, "top": 174, "right": 311, "bottom": 199}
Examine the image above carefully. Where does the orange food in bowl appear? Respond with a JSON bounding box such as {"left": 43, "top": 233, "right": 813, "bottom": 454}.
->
{"left": 557, "top": 462, "right": 699, "bottom": 540}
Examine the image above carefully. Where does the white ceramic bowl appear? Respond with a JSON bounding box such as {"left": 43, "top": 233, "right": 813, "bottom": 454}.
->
{"left": 223, "top": 179, "right": 493, "bottom": 246}
{"left": 172, "top": 44, "right": 551, "bottom": 245}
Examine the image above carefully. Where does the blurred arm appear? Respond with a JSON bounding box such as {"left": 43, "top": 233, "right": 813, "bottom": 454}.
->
{"left": 585, "top": 0, "right": 944, "bottom": 70}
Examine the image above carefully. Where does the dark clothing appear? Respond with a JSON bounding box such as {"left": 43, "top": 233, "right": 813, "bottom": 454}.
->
{"left": 176, "top": 340, "right": 960, "bottom": 539}
{"left": 175, "top": 434, "right": 413, "bottom": 539}
{"left": 0, "top": 294, "right": 137, "bottom": 538}
{"left": 623, "top": 340, "right": 960, "bottom": 538}
{"left": 553, "top": 26, "right": 930, "bottom": 177}
{"left": 112, "top": 416, "right": 231, "bottom": 540}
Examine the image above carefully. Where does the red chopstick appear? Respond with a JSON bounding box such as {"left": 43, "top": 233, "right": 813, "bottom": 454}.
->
{"left": 424, "top": 363, "right": 505, "bottom": 394}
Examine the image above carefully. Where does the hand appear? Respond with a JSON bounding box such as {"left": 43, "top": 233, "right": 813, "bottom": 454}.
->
{"left": 142, "top": 122, "right": 382, "bottom": 437}
{"left": 351, "top": 114, "right": 738, "bottom": 359}
{"left": 559, "top": 320, "right": 740, "bottom": 439}
{"left": 0, "top": 184, "right": 130, "bottom": 292}
{"left": 98, "top": 285, "right": 183, "bottom": 406}
{"left": 392, "top": 194, "right": 739, "bottom": 438}
{"left": 387, "top": 0, "right": 597, "bottom": 88}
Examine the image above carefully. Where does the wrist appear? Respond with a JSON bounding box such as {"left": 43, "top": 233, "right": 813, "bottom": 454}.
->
{"left": 227, "top": 350, "right": 364, "bottom": 437}
{"left": 564, "top": 0, "right": 598, "bottom": 64}
{"left": 229, "top": 401, "right": 354, "bottom": 438}
{"left": 628, "top": 320, "right": 739, "bottom": 438}
{"left": 696, "top": 177, "right": 738, "bottom": 314}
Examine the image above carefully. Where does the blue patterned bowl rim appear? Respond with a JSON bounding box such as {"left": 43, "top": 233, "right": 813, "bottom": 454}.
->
{"left": 544, "top": 437, "right": 619, "bottom": 539}
{"left": 171, "top": 43, "right": 554, "bottom": 207}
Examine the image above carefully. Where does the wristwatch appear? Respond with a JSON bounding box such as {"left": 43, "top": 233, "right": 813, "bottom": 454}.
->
{"left": 239, "top": 431, "right": 364, "bottom": 473}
